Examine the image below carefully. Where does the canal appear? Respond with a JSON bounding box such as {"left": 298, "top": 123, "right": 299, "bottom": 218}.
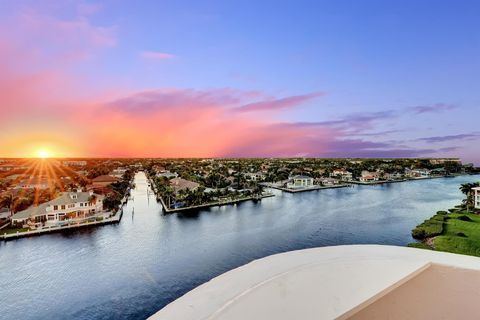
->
{"left": 0, "top": 172, "right": 479, "bottom": 319}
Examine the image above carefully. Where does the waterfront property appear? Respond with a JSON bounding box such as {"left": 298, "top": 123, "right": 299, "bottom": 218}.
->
{"left": 169, "top": 177, "right": 200, "bottom": 193}
{"left": 11, "top": 191, "right": 105, "bottom": 227}
{"left": 286, "top": 175, "right": 314, "bottom": 189}
{"left": 331, "top": 169, "right": 353, "bottom": 181}
{"left": 359, "top": 170, "right": 380, "bottom": 183}
{"left": 474, "top": 187, "right": 480, "bottom": 209}
{"left": 1, "top": 172, "right": 479, "bottom": 320}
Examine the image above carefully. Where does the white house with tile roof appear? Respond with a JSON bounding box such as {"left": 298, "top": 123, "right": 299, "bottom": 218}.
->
{"left": 287, "top": 175, "right": 314, "bottom": 189}
{"left": 12, "top": 191, "right": 104, "bottom": 226}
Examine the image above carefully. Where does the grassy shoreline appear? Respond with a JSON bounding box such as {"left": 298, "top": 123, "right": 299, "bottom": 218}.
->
{"left": 409, "top": 208, "right": 480, "bottom": 256}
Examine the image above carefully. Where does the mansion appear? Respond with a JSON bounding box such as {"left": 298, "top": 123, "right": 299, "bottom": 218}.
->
{"left": 12, "top": 191, "right": 105, "bottom": 227}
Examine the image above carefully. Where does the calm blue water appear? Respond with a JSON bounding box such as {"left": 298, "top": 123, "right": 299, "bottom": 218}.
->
{"left": 0, "top": 172, "right": 479, "bottom": 320}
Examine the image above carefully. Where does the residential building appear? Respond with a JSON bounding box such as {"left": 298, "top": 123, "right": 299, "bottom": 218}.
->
{"left": 330, "top": 169, "right": 353, "bottom": 181}
{"left": 474, "top": 187, "right": 480, "bottom": 209}
{"left": 157, "top": 171, "right": 178, "bottom": 179}
{"left": 11, "top": 191, "right": 104, "bottom": 227}
{"left": 111, "top": 167, "right": 128, "bottom": 178}
{"left": 385, "top": 172, "right": 403, "bottom": 180}
{"left": 429, "top": 158, "right": 462, "bottom": 165}
{"left": 408, "top": 168, "right": 431, "bottom": 178}
{"left": 62, "top": 160, "right": 87, "bottom": 167}
{"left": 91, "top": 175, "right": 120, "bottom": 187}
{"left": 246, "top": 172, "right": 265, "bottom": 181}
{"left": 317, "top": 177, "right": 338, "bottom": 186}
{"left": 170, "top": 178, "right": 200, "bottom": 193}
{"left": 359, "top": 171, "right": 380, "bottom": 183}
{"left": 13, "top": 177, "right": 51, "bottom": 190}
{"left": 287, "top": 175, "right": 314, "bottom": 189}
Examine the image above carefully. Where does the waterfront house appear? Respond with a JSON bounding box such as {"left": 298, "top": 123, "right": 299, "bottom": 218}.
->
{"left": 91, "top": 175, "right": 120, "bottom": 187}
{"left": 406, "top": 168, "right": 431, "bottom": 178}
{"left": 317, "top": 177, "right": 338, "bottom": 186}
{"left": 474, "top": 187, "right": 480, "bottom": 209}
{"left": 11, "top": 191, "right": 105, "bottom": 227}
{"left": 330, "top": 169, "right": 353, "bottom": 181}
{"left": 170, "top": 178, "right": 200, "bottom": 194}
{"left": 385, "top": 172, "right": 403, "bottom": 180}
{"left": 359, "top": 171, "right": 380, "bottom": 183}
{"left": 287, "top": 175, "right": 314, "bottom": 189}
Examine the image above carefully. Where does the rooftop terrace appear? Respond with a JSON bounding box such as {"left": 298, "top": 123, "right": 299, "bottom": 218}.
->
{"left": 150, "top": 245, "right": 480, "bottom": 320}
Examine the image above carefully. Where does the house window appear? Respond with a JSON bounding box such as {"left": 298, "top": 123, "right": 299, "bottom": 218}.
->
{"left": 54, "top": 205, "right": 58, "bottom": 210}
{"left": 80, "top": 203, "right": 83, "bottom": 207}
{"left": 61, "top": 205, "right": 65, "bottom": 210}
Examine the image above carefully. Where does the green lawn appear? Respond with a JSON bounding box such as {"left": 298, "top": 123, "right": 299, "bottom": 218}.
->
{"left": 1, "top": 227, "right": 30, "bottom": 235}
{"left": 433, "top": 212, "right": 480, "bottom": 257}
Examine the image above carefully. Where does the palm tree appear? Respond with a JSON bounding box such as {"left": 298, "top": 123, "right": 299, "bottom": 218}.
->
{"left": 460, "top": 182, "right": 480, "bottom": 212}
{"left": 0, "top": 193, "right": 16, "bottom": 214}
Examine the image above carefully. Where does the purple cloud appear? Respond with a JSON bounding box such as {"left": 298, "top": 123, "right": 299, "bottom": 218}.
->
{"left": 416, "top": 133, "right": 480, "bottom": 143}
{"left": 235, "top": 92, "right": 323, "bottom": 112}
{"left": 410, "top": 103, "right": 457, "bottom": 114}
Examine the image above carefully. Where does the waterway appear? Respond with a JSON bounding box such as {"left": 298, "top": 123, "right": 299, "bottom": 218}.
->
{"left": 0, "top": 172, "right": 479, "bottom": 319}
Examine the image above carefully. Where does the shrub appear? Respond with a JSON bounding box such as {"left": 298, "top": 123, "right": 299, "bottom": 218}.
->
{"left": 437, "top": 211, "right": 448, "bottom": 215}
{"left": 411, "top": 228, "right": 426, "bottom": 239}
{"left": 458, "top": 215, "right": 473, "bottom": 222}
{"left": 456, "top": 232, "right": 467, "bottom": 237}
{"left": 432, "top": 214, "right": 445, "bottom": 221}
{"left": 411, "top": 215, "right": 445, "bottom": 239}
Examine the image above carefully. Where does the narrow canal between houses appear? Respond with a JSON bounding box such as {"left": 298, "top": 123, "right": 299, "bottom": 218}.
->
{"left": 1, "top": 172, "right": 479, "bottom": 320}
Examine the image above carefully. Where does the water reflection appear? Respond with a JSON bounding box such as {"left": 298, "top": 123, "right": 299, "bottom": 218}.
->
{"left": 0, "top": 172, "right": 479, "bottom": 320}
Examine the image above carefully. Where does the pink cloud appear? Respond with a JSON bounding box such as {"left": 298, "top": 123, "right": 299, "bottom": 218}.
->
{"left": 235, "top": 92, "right": 324, "bottom": 113}
{"left": 141, "top": 51, "right": 176, "bottom": 60}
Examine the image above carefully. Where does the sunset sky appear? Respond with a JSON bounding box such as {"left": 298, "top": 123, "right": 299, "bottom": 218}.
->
{"left": 0, "top": 0, "right": 478, "bottom": 163}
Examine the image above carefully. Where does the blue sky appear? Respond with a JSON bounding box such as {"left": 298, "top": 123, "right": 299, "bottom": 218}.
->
{"left": 0, "top": 0, "right": 478, "bottom": 162}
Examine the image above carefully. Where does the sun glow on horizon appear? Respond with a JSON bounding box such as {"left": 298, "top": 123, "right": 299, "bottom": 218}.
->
{"left": 36, "top": 149, "right": 51, "bottom": 159}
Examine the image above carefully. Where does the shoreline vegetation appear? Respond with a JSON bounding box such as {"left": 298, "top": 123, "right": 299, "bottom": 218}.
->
{"left": 409, "top": 182, "right": 480, "bottom": 256}
{"left": 142, "top": 158, "right": 477, "bottom": 213}
{"left": 147, "top": 174, "right": 274, "bottom": 213}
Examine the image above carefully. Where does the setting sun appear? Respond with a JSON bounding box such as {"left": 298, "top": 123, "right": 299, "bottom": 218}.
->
{"left": 37, "top": 149, "right": 50, "bottom": 159}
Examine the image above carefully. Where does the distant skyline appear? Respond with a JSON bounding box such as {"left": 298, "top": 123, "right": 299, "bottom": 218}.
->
{"left": 0, "top": 0, "right": 479, "bottom": 164}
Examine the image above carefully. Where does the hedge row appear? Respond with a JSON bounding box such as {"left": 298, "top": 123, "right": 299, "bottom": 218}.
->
{"left": 411, "top": 213, "right": 446, "bottom": 240}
